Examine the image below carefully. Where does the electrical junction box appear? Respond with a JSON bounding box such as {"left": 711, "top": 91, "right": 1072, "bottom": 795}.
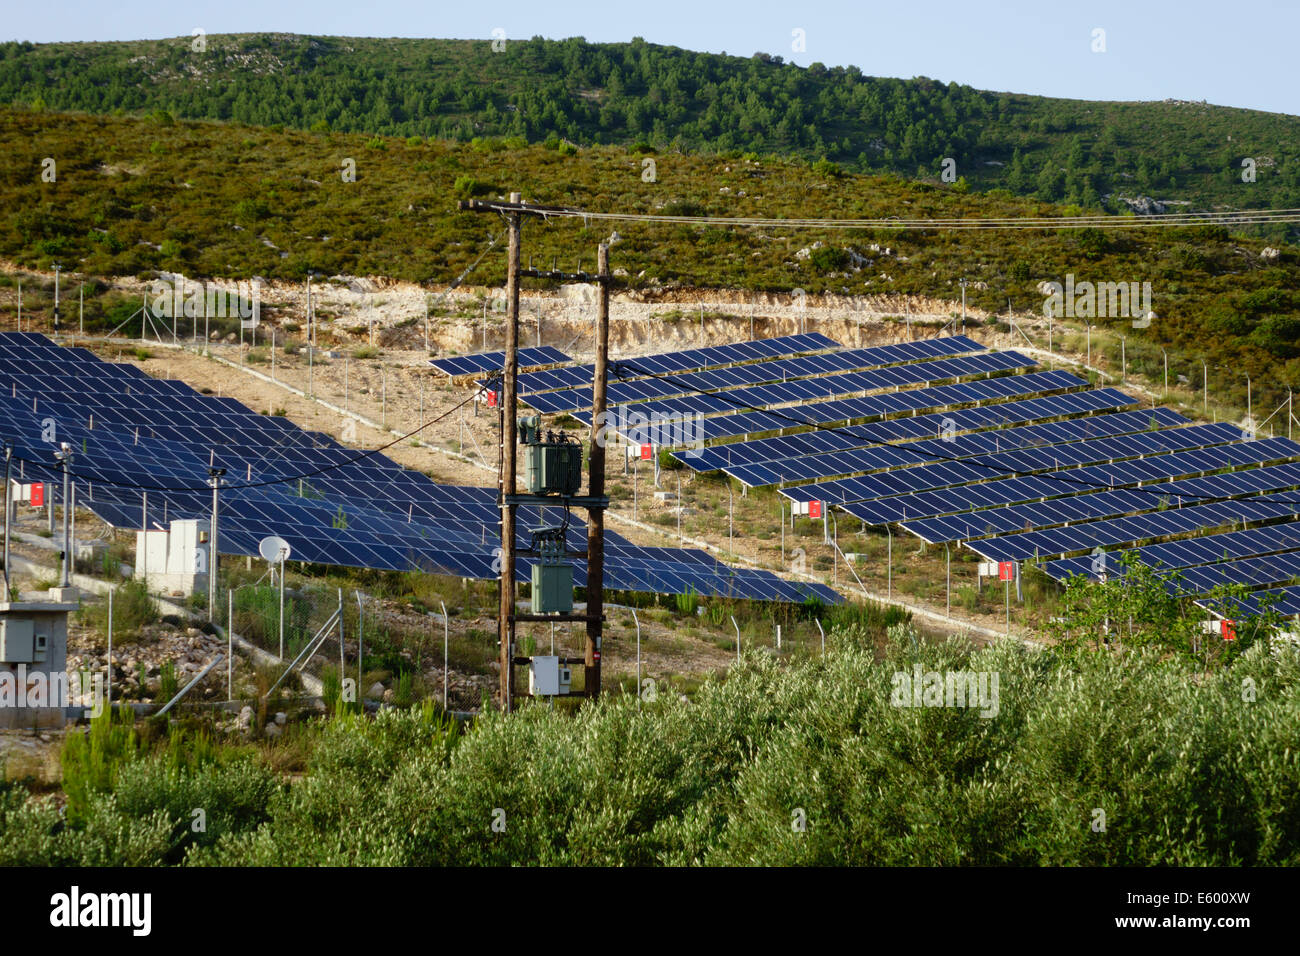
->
{"left": 0, "top": 597, "right": 75, "bottom": 729}
{"left": 526, "top": 657, "right": 572, "bottom": 696}
{"left": 531, "top": 561, "right": 573, "bottom": 614}
{"left": 529, "top": 655, "right": 561, "bottom": 696}
{"left": 0, "top": 619, "right": 34, "bottom": 663}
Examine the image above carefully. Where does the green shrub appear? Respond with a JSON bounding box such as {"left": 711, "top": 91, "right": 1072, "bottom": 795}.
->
{"left": 60, "top": 705, "right": 140, "bottom": 824}
{"left": 674, "top": 587, "right": 700, "bottom": 616}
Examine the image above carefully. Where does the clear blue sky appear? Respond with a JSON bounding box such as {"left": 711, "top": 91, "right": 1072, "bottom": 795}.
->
{"left": 9, "top": 0, "right": 1298, "bottom": 116}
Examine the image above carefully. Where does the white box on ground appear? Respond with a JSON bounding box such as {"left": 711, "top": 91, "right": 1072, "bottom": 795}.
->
{"left": 135, "top": 519, "right": 210, "bottom": 596}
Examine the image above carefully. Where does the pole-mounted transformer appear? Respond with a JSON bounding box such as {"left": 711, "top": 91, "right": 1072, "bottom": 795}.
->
{"left": 521, "top": 417, "right": 583, "bottom": 497}
{"left": 521, "top": 417, "right": 581, "bottom": 614}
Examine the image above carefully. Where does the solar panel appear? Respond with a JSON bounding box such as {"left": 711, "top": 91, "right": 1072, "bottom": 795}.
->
{"left": 844, "top": 437, "right": 1300, "bottom": 529}
{"left": 1200, "top": 584, "right": 1300, "bottom": 618}
{"left": 731, "top": 406, "right": 1190, "bottom": 488}
{"left": 429, "top": 346, "right": 570, "bottom": 377}
{"left": 784, "top": 420, "right": 1242, "bottom": 504}
{"left": 582, "top": 350, "right": 1037, "bottom": 425}
{"left": 1044, "top": 523, "right": 1300, "bottom": 583}
{"left": 521, "top": 335, "right": 987, "bottom": 414}
{"left": 673, "top": 387, "right": 1139, "bottom": 472}
{"left": 1168, "top": 550, "right": 1300, "bottom": 595}
{"left": 961, "top": 496, "right": 1300, "bottom": 562}
{"left": 616, "top": 368, "right": 1088, "bottom": 445}
{"left": 515, "top": 332, "right": 841, "bottom": 394}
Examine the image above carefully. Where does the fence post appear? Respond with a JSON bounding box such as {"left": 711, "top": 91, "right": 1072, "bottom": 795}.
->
{"left": 106, "top": 587, "right": 113, "bottom": 708}
{"left": 440, "top": 600, "right": 449, "bottom": 712}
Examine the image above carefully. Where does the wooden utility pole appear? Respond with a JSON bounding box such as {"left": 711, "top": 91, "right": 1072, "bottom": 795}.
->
{"left": 458, "top": 195, "right": 610, "bottom": 711}
{"left": 499, "top": 192, "right": 522, "bottom": 711}
{"left": 586, "top": 242, "right": 609, "bottom": 698}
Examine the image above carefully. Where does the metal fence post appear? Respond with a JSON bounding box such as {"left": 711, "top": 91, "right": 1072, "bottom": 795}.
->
{"left": 440, "top": 600, "right": 449, "bottom": 712}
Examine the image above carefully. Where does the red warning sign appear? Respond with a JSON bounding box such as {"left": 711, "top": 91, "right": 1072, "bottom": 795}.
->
{"left": 808, "top": 500, "right": 823, "bottom": 519}
{"left": 30, "top": 482, "right": 44, "bottom": 507}
{"left": 486, "top": 390, "right": 497, "bottom": 408}
{"left": 998, "top": 561, "right": 1015, "bottom": 581}
{"left": 1221, "top": 619, "right": 1237, "bottom": 641}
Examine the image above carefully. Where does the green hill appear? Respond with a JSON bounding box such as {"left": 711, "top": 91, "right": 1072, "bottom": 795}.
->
{"left": 2, "top": 33, "right": 1299, "bottom": 222}
{"left": 2, "top": 105, "right": 1299, "bottom": 417}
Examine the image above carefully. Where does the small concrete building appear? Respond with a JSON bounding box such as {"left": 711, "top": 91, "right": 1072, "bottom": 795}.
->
{"left": 0, "top": 591, "right": 80, "bottom": 729}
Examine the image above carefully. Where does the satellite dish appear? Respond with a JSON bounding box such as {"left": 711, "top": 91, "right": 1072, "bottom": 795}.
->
{"left": 258, "top": 535, "right": 292, "bottom": 563}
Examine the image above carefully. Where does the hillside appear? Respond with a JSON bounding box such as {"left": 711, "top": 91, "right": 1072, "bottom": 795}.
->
{"left": 2, "top": 33, "right": 1299, "bottom": 221}
{"left": 3, "top": 106, "right": 1300, "bottom": 416}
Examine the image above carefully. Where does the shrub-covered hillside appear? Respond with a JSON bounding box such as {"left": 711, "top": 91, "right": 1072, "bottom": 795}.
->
{"left": 3, "top": 34, "right": 1300, "bottom": 218}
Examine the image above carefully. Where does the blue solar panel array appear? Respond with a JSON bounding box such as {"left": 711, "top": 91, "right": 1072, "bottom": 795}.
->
{"left": 960, "top": 495, "right": 1300, "bottom": 563}
{"left": 0, "top": 333, "right": 838, "bottom": 605}
{"left": 1173, "top": 551, "right": 1300, "bottom": 594}
{"left": 1203, "top": 584, "right": 1300, "bottom": 618}
{"left": 1044, "top": 524, "right": 1300, "bottom": 584}
{"left": 845, "top": 437, "right": 1300, "bottom": 529}
{"left": 515, "top": 332, "right": 840, "bottom": 394}
{"left": 429, "top": 323, "right": 1300, "bottom": 621}
{"left": 429, "top": 346, "right": 570, "bottom": 377}
{"left": 673, "top": 388, "right": 1138, "bottom": 472}
{"left": 584, "top": 350, "right": 1037, "bottom": 428}
{"left": 786, "top": 421, "right": 1243, "bottom": 505}
{"left": 735, "top": 407, "right": 1190, "bottom": 490}
{"left": 621, "top": 368, "right": 1087, "bottom": 445}
{"left": 522, "top": 335, "right": 987, "bottom": 414}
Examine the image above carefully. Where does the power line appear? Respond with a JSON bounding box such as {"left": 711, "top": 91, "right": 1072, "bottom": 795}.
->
{"left": 459, "top": 197, "right": 1300, "bottom": 231}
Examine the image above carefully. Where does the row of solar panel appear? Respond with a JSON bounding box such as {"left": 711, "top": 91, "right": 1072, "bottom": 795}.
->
{"left": 672, "top": 388, "right": 1137, "bottom": 472}
{"left": 960, "top": 496, "right": 1300, "bottom": 563}
{"left": 513, "top": 332, "right": 840, "bottom": 393}
{"left": 784, "top": 421, "right": 1245, "bottom": 506}
{"left": 1044, "top": 542, "right": 1300, "bottom": 601}
{"left": 520, "top": 335, "right": 987, "bottom": 413}
{"left": 1207, "top": 584, "right": 1300, "bottom": 618}
{"left": 616, "top": 368, "right": 1087, "bottom": 445}
{"left": 428, "top": 346, "right": 570, "bottom": 377}
{"left": 731, "top": 407, "right": 1190, "bottom": 489}
{"left": 33, "top": 423, "right": 836, "bottom": 602}
{"left": 587, "top": 351, "right": 1037, "bottom": 426}
{"left": 1043, "top": 523, "right": 1300, "bottom": 583}
{"left": 843, "top": 437, "right": 1300, "bottom": 528}
{"left": 84, "top": 484, "right": 840, "bottom": 603}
